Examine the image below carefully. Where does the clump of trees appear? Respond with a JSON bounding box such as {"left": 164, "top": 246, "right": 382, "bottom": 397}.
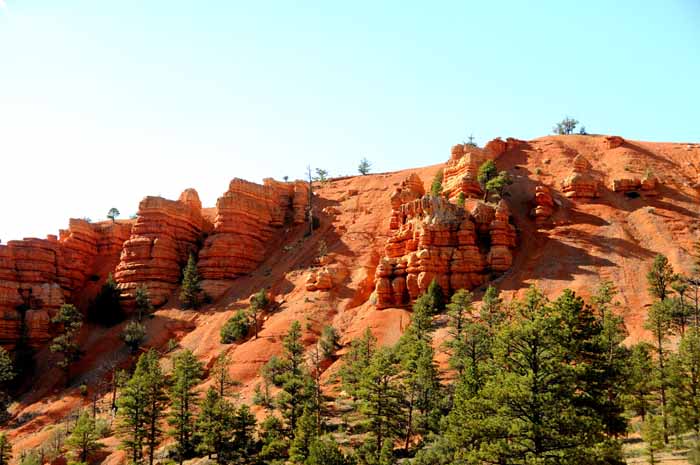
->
{"left": 220, "top": 288, "right": 270, "bottom": 343}
{"left": 477, "top": 160, "right": 512, "bottom": 201}
{"left": 553, "top": 116, "right": 580, "bottom": 135}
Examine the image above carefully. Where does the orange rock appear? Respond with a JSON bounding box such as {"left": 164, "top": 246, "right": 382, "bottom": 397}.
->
{"left": 374, "top": 194, "right": 516, "bottom": 309}
{"left": 115, "top": 191, "right": 203, "bottom": 307}
{"left": 199, "top": 178, "right": 310, "bottom": 300}
{"left": 531, "top": 185, "right": 554, "bottom": 223}
{"left": 604, "top": 135, "right": 625, "bottom": 149}
{"left": 0, "top": 219, "right": 132, "bottom": 349}
{"left": 484, "top": 137, "right": 507, "bottom": 157}
{"left": 561, "top": 155, "right": 599, "bottom": 198}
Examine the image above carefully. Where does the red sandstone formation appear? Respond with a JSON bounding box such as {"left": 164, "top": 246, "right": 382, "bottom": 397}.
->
{"left": 115, "top": 190, "right": 204, "bottom": 307}
{"left": 389, "top": 173, "right": 425, "bottom": 230}
{"left": 198, "top": 178, "right": 309, "bottom": 300}
{"left": 611, "top": 173, "right": 659, "bottom": 196}
{"left": 604, "top": 135, "right": 625, "bottom": 149}
{"left": 0, "top": 220, "right": 131, "bottom": 349}
{"left": 442, "top": 144, "right": 486, "bottom": 200}
{"left": 374, "top": 195, "right": 516, "bottom": 309}
{"left": 531, "top": 185, "right": 554, "bottom": 223}
{"left": 484, "top": 137, "right": 507, "bottom": 157}
{"left": 561, "top": 154, "right": 600, "bottom": 198}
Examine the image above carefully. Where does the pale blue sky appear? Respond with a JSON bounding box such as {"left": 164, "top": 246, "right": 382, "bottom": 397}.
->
{"left": 1, "top": 0, "right": 698, "bottom": 240}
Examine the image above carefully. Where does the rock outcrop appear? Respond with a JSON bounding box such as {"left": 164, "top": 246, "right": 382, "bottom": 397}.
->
{"left": 561, "top": 155, "right": 600, "bottom": 198}
{"left": 611, "top": 173, "right": 659, "bottom": 196}
{"left": 531, "top": 185, "right": 554, "bottom": 223}
{"left": 374, "top": 195, "right": 516, "bottom": 310}
{"left": 604, "top": 135, "right": 625, "bottom": 149}
{"left": 0, "top": 220, "right": 131, "bottom": 349}
{"left": 198, "top": 179, "right": 309, "bottom": 300}
{"left": 442, "top": 144, "right": 486, "bottom": 200}
{"left": 115, "top": 190, "right": 204, "bottom": 307}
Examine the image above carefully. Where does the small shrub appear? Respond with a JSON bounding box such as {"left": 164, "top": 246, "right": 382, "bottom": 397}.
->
{"left": 320, "top": 325, "right": 340, "bottom": 360}
{"left": 121, "top": 321, "right": 146, "bottom": 353}
{"left": 94, "top": 418, "right": 111, "bottom": 438}
{"left": 456, "top": 192, "right": 465, "bottom": 208}
{"left": 535, "top": 167, "right": 543, "bottom": 175}
{"left": 79, "top": 384, "right": 88, "bottom": 397}
{"left": 317, "top": 240, "right": 328, "bottom": 259}
{"left": 167, "top": 338, "right": 178, "bottom": 353}
{"left": 430, "top": 169, "right": 444, "bottom": 196}
{"left": 220, "top": 310, "right": 250, "bottom": 344}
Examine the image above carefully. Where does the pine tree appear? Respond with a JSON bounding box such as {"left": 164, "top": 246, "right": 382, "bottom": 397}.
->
{"left": 50, "top": 303, "right": 83, "bottom": 387}
{"left": 135, "top": 284, "right": 154, "bottom": 322}
{"left": 0, "top": 433, "right": 11, "bottom": 465}
{"left": 647, "top": 254, "right": 676, "bottom": 302}
{"left": 672, "top": 279, "right": 690, "bottom": 335}
{"left": 319, "top": 325, "right": 340, "bottom": 360}
{"left": 479, "top": 285, "right": 505, "bottom": 330}
{"left": 307, "top": 435, "right": 351, "bottom": 465}
{"left": 272, "top": 321, "right": 312, "bottom": 437}
{"left": 168, "top": 349, "right": 203, "bottom": 464}
{"left": 0, "top": 347, "right": 15, "bottom": 423}
{"left": 249, "top": 288, "right": 269, "bottom": 339}
{"left": 340, "top": 328, "right": 376, "bottom": 400}
{"left": 358, "top": 157, "right": 372, "bottom": 176}
{"left": 231, "top": 404, "right": 257, "bottom": 463}
{"left": 642, "top": 415, "right": 665, "bottom": 465}
{"left": 121, "top": 320, "right": 146, "bottom": 354}
{"left": 196, "top": 388, "right": 236, "bottom": 463}
{"left": 646, "top": 298, "right": 674, "bottom": 443}
{"left": 258, "top": 415, "right": 288, "bottom": 464}
{"left": 66, "top": 410, "right": 103, "bottom": 463}
{"left": 212, "top": 351, "right": 238, "bottom": 398}
{"left": 477, "top": 160, "right": 497, "bottom": 200}
{"left": 484, "top": 171, "right": 513, "bottom": 199}
{"left": 180, "top": 253, "right": 202, "bottom": 309}
{"left": 669, "top": 328, "right": 700, "bottom": 438}
{"left": 289, "top": 406, "right": 317, "bottom": 463}
{"left": 627, "top": 342, "right": 655, "bottom": 421}
{"left": 430, "top": 169, "right": 444, "bottom": 197}
{"left": 357, "top": 346, "right": 403, "bottom": 460}
{"left": 117, "top": 349, "right": 167, "bottom": 465}
{"left": 424, "top": 279, "right": 445, "bottom": 315}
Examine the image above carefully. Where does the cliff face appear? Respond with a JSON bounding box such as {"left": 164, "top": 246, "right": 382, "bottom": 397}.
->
{"left": 0, "top": 220, "right": 131, "bottom": 349}
{"left": 198, "top": 178, "right": 308, "bottom": 300}
{"left": 375, "top": 170, "right": 517, "bottom": 309}
{"left": 114, "top": 190, "right": 205, "bottom": 307}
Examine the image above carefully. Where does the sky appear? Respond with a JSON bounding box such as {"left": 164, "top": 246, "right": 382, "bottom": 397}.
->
{"left": 1, "top": 0, "right": 698, "bottom": 241}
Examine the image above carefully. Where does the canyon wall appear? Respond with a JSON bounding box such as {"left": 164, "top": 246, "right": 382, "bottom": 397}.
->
{"left": 0, "top": 220, "right": 131, "bottom": 349}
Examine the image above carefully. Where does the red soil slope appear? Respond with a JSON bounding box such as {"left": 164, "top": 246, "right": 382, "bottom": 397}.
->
{"left": 3, "top": 135, "right": 699, "bottom": 460}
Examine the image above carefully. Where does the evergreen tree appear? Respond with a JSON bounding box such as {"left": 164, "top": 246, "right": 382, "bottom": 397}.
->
{"left": 230, "top": 404, "right": 257, "bottom": 464}
{"left": 88, "top": 273, "right": 124, "bottom": 326}
{"left": 289, "top": 406, "right": 317, "bottom": 463}
{"left": 50, "top": 303, "right": 83, "bottom": 387}
{"left": 306, "top": 435, "right": 351, "bottom": 465}
{"left": 626, "top": 342, "right": 655, "bottom": 421}
{"left": 212, "top": 351, "right": 238, "bottom": 398}
{"left": 456, "top": 192, "right": 465, "bottom": 207}
{"left": 646, "top": 298, "right": 674, "bottom": 443}
{"left": 480, "top": 285, "right": 505, "bottom": 330}
{"left": 357, "top": 347, "right": 403, "bottom": 460}
{"left": 180, "top": 253, "right": 202, "bottom": 309}
{"left": 249, "top": 288, "right": 269, "bottom": 339}
{"left": 477, "top": 160, "right": 497, "bottom": 200}
{"left": 196, "top": 388, "right": 236, "bottom": 463}
{"left": 66, "top": 410, "right": 103, "bottom": 463}
{"left": 672, "top": 279, "right": 690, "bottom": 335}
{"left": 669, "top": 328, "right": 700, "bottom": 438}
{"left": 258, "top": 415, "right": 288, "bottom": 465}
{"left": 484, "top": 171, "right": 513, "bottom": 199}
{"left": 220, "top": 310, "right": 250, "bottom": 343}
{"left": 340, "top": 328, "right": 376, "bottom": 399}
{"left": 168, "top": 349, "right": 203, "bottom": 464}
{"left": 273, "top": 321, "right": 312, "bottom": 437}
{"left": 117, "top": 349, "right": 167, "bottom": 465}
{"left": 134, "top": 284, "right": 154, "bottom": 322}
{"left": 319, "top": 325, "right": 340, "bottom": 360}
{"left": 424, "top": 279, "right": 445, "bottom": 315}
{"left": 0, "top": 347, "right": 15, "bottom": 423}
{"left": 642, "top": 415, "right": 665, "bottom": 465}
{"left": 107, "top": 207, "right": 121, "bottom": 222}
{"left": 358, "top": 158, "right": 372, "bottom": 176}
{"left": 647, "top": 254, "right": 676, "bottom": 302}
{"left": 0, "top": 433, "right": 11, "bottom": 465}
{"left": 430, "top": 169, "right": 444, "bottom": 197}
{"left": 121, "top": 320, "right": 147, "bottom": 354}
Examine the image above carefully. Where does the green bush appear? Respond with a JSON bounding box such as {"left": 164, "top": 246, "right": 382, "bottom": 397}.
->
{"left": 220, "top": 310, "right": 250, "bottom": 344}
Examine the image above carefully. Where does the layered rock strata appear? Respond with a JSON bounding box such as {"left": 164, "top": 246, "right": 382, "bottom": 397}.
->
{"left": 531, "top": 185, "right": 554, "bottom": 223}
{"left": 610, "top": 173, "right": 659, "bottom": 196}
{"left": 374, "top": 194, "right": 517, "bottom": 310}
{"left": 114, "top": 190, "right": 204, "bottom": 307}
{"left": 561, "top": 155, "right": 600, "bottom": 198}
{"left": 198, "top": 178, "right": 309, "bottom": 299}
{"left": 0, "top": 220, "right": 131, "bottom": 349}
